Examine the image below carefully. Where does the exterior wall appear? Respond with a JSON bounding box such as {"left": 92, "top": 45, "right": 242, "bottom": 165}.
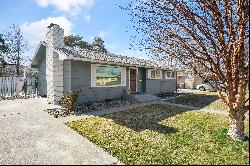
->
{"left": 63, "top": 60, "right": 72, "bottom": 92}
{"left": 53, "top": 52, "right": 64, "bottom": 103}
{"left": 145, "top": 70, "right": 177, "bottom": 94}
{"left": 137, "top": 67, "right": 146, "bottom": 93}
{"left": 37, "top": 56, "right": 47, "bottom": 96}
{"left": 69, "top": 61, "right": 129, "bottom": 104}
{"left": 177, "top": 76, "right": 185, "bottom": 88}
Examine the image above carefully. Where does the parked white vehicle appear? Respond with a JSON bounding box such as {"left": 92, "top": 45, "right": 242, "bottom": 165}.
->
{"left": 196, "top": 83, "right": 226, "bottom": 92}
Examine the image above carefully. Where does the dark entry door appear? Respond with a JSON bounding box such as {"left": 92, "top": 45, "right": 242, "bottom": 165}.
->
{"left": 130, "top": 69, "right": 137, "bottom": 93}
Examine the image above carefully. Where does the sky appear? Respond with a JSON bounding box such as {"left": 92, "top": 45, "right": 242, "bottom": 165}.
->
{"left": 0, "top": 0, "right": 149, "bottom": 65}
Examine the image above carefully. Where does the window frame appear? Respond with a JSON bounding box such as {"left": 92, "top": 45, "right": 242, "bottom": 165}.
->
{"left": 91, "top": 64, "right": 126, "bottom": 87}
{"left": 96, "top": 65, "right": 122, "bottom": 87}
{"left": 165, "top": 70, "right": 176, "bottom": 79}
{"left": 148, "top": 69, "right": 162, "bottom": 79}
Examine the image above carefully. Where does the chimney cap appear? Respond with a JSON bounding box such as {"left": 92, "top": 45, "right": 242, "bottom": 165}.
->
{"left": 47, "top": 23, "right": 58, "bottom": 29}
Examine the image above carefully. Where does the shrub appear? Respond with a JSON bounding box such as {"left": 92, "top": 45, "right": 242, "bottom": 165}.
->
{"left": 60, "top": 91, "right": 79, "bottom": 113}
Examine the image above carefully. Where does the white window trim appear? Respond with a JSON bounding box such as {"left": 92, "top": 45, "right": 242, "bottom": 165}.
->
{"left": 148, "top": 69, "right": 162, "bottom": 79}
{"left": 165, "top": 71, "right": 176, "bottom": 79}
{"left": 91, "top": 64, "right": 126, "bottom": 87}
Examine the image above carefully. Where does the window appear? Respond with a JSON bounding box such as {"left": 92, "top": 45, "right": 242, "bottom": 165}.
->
{"left": 185, "top": 71, "right": 193, "bottom": 79}
{"left": 165, "top": 71, "right": 176, "bottom": 79}
{"left": 96, "top": 65, "right": 121, "bottom": 86}
{"left": 149, "top": 69, "right": 162, "bottom": 79}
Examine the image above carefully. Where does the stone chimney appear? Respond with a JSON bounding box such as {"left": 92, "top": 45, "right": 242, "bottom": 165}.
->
{"left": 46, "top": 23, "right": 64, "bottom": 104}
{"left": 46, "top": 23, "right": 64, "bottom": 48}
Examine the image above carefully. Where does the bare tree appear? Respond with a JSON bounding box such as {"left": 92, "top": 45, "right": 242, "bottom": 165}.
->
{"left": 122, "top": 0, "right": 249, "bottom": 141}
{"left": 4, "top": 24, "right": 29, "bottom": 76}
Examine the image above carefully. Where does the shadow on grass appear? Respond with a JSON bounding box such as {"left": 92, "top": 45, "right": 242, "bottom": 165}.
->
{"left": 168, "top": 93, "right": 221, "bottom": 108}
{"left": 98, "top": 104, "right": 192, "bottom": 134}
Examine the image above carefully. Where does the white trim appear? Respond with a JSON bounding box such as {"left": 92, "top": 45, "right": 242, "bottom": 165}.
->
{"left": 128, "top": 67, "right": 138, "bottom": 93}
{"left": 91, "top": 64, "right": 97, "bottom": 87}
{"left": 121, "top": 67, "right": 126, "bottom": 86}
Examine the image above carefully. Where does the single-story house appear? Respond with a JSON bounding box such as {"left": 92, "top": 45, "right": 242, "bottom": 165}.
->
{"left": 31, "top": 24, "right": 177, "bottom": 104}
{"left": 177, "top": 68, "right": 204, "bottom": 89}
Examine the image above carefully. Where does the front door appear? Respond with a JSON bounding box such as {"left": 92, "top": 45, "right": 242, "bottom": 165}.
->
{"left": 130, "top": 69, "right": 137, "bottom": 93}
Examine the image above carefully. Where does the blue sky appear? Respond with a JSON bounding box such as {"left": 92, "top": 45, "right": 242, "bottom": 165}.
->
{"left": 0, "top": 0, "right": 149, "bottom": 64}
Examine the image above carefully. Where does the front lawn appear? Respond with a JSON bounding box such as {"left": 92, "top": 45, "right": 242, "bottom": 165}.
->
{"left": 66, "top": 105, "right": 249, "bottom": 165}
{"left": 168, "top": 91, "right": 249, "bottom": 112}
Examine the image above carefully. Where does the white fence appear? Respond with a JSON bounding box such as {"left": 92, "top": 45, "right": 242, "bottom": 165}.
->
{"left": 0, "top": 76, "right": 37, "bottom": 97}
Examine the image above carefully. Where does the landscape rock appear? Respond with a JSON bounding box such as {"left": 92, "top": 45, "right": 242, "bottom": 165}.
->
{"left": 44, "top": 98, "right": 138, "bottom": 118}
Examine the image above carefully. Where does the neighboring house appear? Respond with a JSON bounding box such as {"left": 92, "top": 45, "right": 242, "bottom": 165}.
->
{"left": 177, "top": 68, "right": 204, "bottom": 89}
{"left": 0, "top": 58, "right": 27, "bottom": 77}
{"left": 31, "top": 24, "right": 177, "bottom": 104}
{"left": 0, "top": 57, "right": 7, "bottom": 68}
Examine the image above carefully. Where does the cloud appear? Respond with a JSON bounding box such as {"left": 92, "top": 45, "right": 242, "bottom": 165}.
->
{"left": 99, "top": 31, "right": 108, "bottom": 38}
{"left": 84, "top": 15, "right": 91, "bottom": 23}
{"left": 21, "top": 16, "right": 73, "bottom": 44}
{"left": 36, "top": 0, "right": 95, "bottom": 15}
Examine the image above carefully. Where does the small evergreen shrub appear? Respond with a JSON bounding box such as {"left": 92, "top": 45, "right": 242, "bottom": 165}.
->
{"left": 60, "top": 91, "right": 79, "bottom": 113}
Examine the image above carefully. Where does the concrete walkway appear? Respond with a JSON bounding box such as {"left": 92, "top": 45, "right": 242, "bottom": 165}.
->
{"left": 0, "top": 98, "right": 119, "bottom": 165}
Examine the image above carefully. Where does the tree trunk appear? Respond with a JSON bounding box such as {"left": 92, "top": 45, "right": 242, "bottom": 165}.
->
{"left": 16, "top": 62, "right": 20, "bottom": 76}
{"left": 16, "top": 51, "right": 20, "bottom": 76}
{"left": 228, "top": 111, "right": 246, "bottom": 141}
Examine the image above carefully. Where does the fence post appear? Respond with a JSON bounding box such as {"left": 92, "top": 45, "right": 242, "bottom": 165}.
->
{"left": 35, "top": 79, "right": 38, "bottom": 97}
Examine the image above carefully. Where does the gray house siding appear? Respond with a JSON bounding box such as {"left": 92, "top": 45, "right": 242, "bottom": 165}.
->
{"left": 137, "top": 67, "right": 146, "bottom": 93}
{"left": 63, "top": 60, "right": 72, "bottom": 92}
{"left": 145, "top": 70, "right": 177, "bottom": 94}
{"left": 69, "top": 61, "right": 129, "bottom": 104}
{"left": 37, "top": 54, "right": 47, "bottom": 96}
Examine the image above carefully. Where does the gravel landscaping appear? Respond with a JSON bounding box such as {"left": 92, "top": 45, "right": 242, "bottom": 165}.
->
{"left": 0, "top": 94, "right": 38, "bottom": 101}
{"left": 156, "top": 92, "right": 187, "bottom": 99}
{"left": 44, "top": 98, "right": 138, "bottom": 118}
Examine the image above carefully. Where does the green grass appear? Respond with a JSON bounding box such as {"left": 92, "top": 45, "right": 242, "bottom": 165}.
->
{"left": 169, "top": 91, "right": 249, "bottom": 112}
{"left": 66, "top": 105, "right": 249, "bottom": 165}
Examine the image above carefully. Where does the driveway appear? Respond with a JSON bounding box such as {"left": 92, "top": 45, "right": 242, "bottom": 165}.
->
{"left": 0, "top": 98, "right": 118, "bottom": 165}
